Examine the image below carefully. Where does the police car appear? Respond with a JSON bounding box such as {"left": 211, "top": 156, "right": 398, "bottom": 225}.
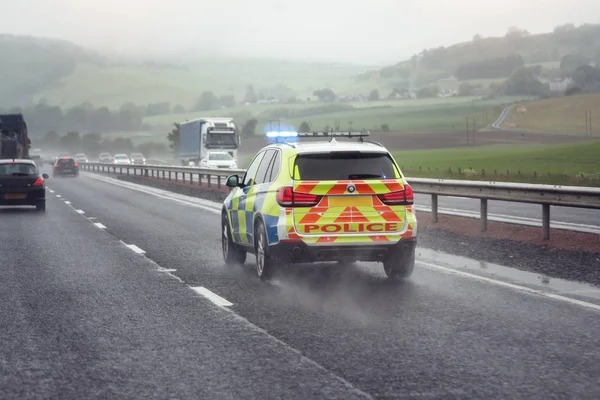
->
{"left": 222, "top": 131, "right": 417, "bottom": 281}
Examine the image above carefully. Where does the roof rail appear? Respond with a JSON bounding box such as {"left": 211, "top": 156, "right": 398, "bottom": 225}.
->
{"left": 360, "top": 139, "right": 384, "bottom": 147}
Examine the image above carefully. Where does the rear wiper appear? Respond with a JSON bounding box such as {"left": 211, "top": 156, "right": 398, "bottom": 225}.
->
{"left": 10, "top": 172, "right": 31, "bottom": 176}
{"left": 348, "top": 173, "right": 381, "bottom": 179}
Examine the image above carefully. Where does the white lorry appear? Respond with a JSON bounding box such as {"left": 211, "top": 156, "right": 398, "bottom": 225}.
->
{"left": 178, "top": 117, "right": 240, "bottom": 167}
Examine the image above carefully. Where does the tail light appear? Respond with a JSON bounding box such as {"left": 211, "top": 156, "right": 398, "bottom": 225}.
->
{"left": 276, "top": 187, "right": 322, "bottom": 207}
{"left": 73, "top": 163, "right": 78, "bottom": 167}
{"left": 32, "top": 177, "right": 44, "bottom": 186}
{"left": 377, "top": 184, "right": 414, "bottom": 206}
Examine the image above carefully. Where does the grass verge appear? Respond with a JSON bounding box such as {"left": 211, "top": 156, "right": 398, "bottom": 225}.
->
{"left": 393, "top": 140, "right": 600, "bottom": 186}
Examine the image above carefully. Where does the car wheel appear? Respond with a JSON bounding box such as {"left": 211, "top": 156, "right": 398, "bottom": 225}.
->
{"left": 36, "top": 202, "right": 46, "bottom": 212}
{"left": 254, "top": 221, "right": 276, "bottom": 281}
{"left": 222, "top": 213, "right": 246, "bottom": 266}
{"left": 383, "top": 246, "right": 415, "bottom": 279}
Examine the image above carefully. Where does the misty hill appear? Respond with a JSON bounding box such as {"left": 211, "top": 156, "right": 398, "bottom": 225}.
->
{"left": 0, "top": 34, "right": 105, "bottom": 107}
{"left": 0, "top": 34, "right": 368, "bottom": 109}
{"left": 358, "top": 23, "right": 600, "bottom": 92}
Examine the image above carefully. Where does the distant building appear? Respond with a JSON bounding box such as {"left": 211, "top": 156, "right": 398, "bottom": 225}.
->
{"left": 548, "top": 78, "right": 573, "bottom": 93}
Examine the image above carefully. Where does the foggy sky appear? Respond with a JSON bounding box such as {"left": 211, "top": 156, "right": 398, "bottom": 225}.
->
{"left": 3, "top": 0, "right": 600, "bottom": 64}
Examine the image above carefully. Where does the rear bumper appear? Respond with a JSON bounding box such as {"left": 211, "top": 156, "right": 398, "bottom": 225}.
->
{"left": 54, "top": 169, "right": 79, "bottom": 175}
{"left": 0, "top": 188, "right": 45, "bottom": 206}
{"left": 268, "top": 238, "right": 417, "bottom": 263}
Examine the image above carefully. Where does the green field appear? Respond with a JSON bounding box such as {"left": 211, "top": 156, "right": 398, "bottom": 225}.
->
{"left": 392, "top": 140, "right": 600, "bottom": 186}
{"left": 502, "top": 92, "right": 600, "bottom": 135}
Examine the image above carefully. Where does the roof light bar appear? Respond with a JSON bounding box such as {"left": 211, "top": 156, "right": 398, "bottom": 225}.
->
{"left": 296, "top": 131, "right": 371, "bottom": 138}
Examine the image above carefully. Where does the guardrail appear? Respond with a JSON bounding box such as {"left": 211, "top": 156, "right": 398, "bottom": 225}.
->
{"left": 80, "top": 162, "right": 600, "bottom": 240}
{"left": 80, "top": 162, "right": 246, "bottom": 189}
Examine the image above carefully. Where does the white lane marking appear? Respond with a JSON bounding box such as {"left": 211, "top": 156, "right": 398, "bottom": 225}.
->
{"left": 418, "top": 261, "right": 600, "bottom": 312}
{"left": 64, "top": 201, "right": 71, "bottom": 205}
{"left": 55, "top": 194, "right": 61, "bottom": 198}
{"left": 191, "top": 286, "right": 233, "bottom": 307}
{"left": 415, "top": 205, "right": 600, "bottom": 235}
{"left": 126, "top": 244, "right": 146, "bottom": 254}
{"left": 85, "top": 173, "right": 221, "bottom": 214}
{"left": 88, "top": 217, "right": 97, "bottom": 220}
{"left": 48, "top": 189, "right": 54, "bottom": 193}
{"left": 76, "top": 209, "right": 85, "bottom": 214}
{"left": 93, "top": 222, "right": 107, "bottom": 229}
{"left": 157, "top": 267, "right": 177, "bottom": 273}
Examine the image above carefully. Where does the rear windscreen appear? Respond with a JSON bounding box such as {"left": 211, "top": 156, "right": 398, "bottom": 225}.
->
{"left": 57, "top": 159, "right": 75, "bottom": 166}
{"left": 0, "top": 163, "right": 38, "bottom": 176}
{"left": 294, "top": 152, "right": 398, "bottom": 180}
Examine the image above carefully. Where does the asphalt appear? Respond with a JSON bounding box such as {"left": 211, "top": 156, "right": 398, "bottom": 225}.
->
{"left": 13, "top": 169, "right": 598, "bottom": 399}
{"left": 0, "top": 183, "right": 370, "bottom": 399}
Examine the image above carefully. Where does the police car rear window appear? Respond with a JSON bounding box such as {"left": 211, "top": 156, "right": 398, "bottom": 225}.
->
{"left": 295, "top": 152, "right": 397, "bottom": 180}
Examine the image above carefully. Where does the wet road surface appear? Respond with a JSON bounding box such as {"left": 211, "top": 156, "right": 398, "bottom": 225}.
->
{"left": 2, "top": 169, "right": 600, "bottom": 399}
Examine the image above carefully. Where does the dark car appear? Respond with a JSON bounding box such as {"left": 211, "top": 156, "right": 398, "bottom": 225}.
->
{"left": 53, "top": 157, "right": 79, "bottom": 177}
{"left": 0, "top": 159, "right": 48, "bottom": 211}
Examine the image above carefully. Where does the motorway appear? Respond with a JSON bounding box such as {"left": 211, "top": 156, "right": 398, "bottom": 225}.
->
{"left": 3, "top": 169, "right": 600, "bottom": 399}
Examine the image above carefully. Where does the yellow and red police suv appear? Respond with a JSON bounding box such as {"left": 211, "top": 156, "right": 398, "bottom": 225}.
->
{"left": 222, "top": 131, "right": 417, "bottom": 281}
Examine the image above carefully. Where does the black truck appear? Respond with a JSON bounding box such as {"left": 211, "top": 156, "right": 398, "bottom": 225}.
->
{"left": 0, "top": 114, "right": 29, "bottom": 159}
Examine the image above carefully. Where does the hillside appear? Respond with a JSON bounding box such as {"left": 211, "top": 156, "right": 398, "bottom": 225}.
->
{"left": 501, "top": 92, "right": 600, "bottom": 135}
{"left": 358, "top": 23, "right": 600, "bottom": 93}
{"left": 0, "top": 34, "right": 104, "bottom": 107}
{"left": 0, "top": 34, "right": 368, "bottom": 109}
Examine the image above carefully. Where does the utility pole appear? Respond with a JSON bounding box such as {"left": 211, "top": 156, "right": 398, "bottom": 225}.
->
{"left": 585, "top": 110, "right": 592, "bottom": 136}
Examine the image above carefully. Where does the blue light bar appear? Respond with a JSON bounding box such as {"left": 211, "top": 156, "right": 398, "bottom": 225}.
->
{"left": 297, "top": 131, "right": 370, "bottom": 137}
{"left": 266, "top": 131, "right": 298, "bottom": 138}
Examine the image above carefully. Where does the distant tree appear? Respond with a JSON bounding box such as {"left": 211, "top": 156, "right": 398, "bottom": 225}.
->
{"left": 560, "top": 54, "right": 590, "bottom": 74}
{"left": 193, "top": 91, "right": 218, "bottom": 111}
{"left": 241, "top": 118, "right": 258, "bottom": 137}
{"left": 368, "top": 89, "right": 380, "bottom": 101}
{"left": 504, "top": 67, "right": 547, "bottom": 96}
{"left": 244, "top": 85, "right": 257, "bottom": 104}
{"left": 473, "top": 34, "right": 482, "bottom": 41}
{"left": 167, "top": 123, "right": 180, "bottom": 153}
{"left": 173, "top": 104, "right": 186, "bottom": 114}
{"left": 312, "top": 88, "right": 336, "bottom": 102}
{"left": 118, "top": 102, "right": 143, "bottom": 131}
{"left": 60, "top": 131, "right": 81, "bottom": 153}
{"left": 571, "top": 65, "right": 600, "bottom": 91}
{"left": 298, "top": 121, "right": 310, "bottom": 132}
{"left": 380, "top": 123, "right": 390, "bottom": 132}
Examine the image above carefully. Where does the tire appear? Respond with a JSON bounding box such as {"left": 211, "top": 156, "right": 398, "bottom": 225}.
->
{"left": 36, "top": 202, "right": 46, "bottom": 212}
{"left": 254, "top": 221, "right": 276, "bottom": 281}
{"left": 383, "top": 246, "right": 415, "bottom": 279}
{"left": 222, "top": 214, "right": 246, "bottom": 266}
